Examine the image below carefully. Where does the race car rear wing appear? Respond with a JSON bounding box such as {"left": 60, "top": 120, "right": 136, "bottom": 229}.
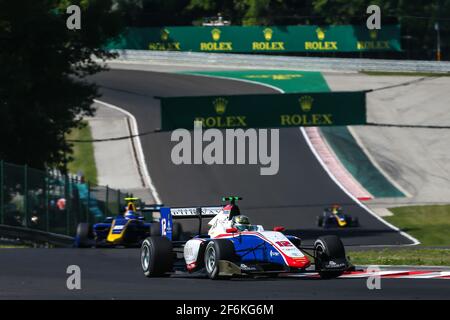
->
{"left": 160, "top": 206, "right": 223, "bottom": 240}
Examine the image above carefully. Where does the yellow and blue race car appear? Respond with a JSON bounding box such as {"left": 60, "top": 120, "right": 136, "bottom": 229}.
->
{"left": 317, "top": 205, "right": 359, "bottom": 228}
{"left": 75, "top": 198, "right": 182, "bottom": 248}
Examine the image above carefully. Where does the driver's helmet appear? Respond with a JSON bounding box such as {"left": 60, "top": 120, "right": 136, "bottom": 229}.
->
{"left": 232, "top": 215, "right": 251, "bottom": 231}
{"left": 331, "top": 204, "right": 342, "bottom": 214}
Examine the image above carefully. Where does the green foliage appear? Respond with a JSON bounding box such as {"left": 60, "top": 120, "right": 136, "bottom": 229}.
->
{"left": 240, "top": 0, "right": 271, "bottom": 25}
{"left": 188, "top": 0, "right": 217, "bottom": 11}
{"left": 0, "top": 0, "right": 123, "bottom": 170}
{"left": 113, "top": 0, "right": 450, "bottom": 59}
{"left": 311, "top": 0, "right": 450, "bottom": 59}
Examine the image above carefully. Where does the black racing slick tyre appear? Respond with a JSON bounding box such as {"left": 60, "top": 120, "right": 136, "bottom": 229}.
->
{"left": 75, "top": 223, "right": 93, "bottom": 248}
{"left": 314, "top": 235, "right": 347, "bottom": 279}
{"left": 172, "top": 222, "right": 183, "bottom": 241}
{"left": 150, "top": 222, "right": 161, "bottom": 237}
{"left": 150, "top": 222, "right": 182, "bottom": 240}
{"left": 204, "top": 240, "right": 236, "bottom": 280}
{"left": 141, "top": 237, "right": 173, "bottom": 277}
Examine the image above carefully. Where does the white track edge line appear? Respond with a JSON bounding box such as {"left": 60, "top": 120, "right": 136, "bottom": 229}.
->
{"left": 180, "top": 71, "right": 286, "bottom": 93}
{"left": 93, "top": 99, "right": 162, "bottom": 204}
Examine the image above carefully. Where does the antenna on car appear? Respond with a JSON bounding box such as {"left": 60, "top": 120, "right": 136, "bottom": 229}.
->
{"left": 222, "top": 196, "right": 242, "bottom": 219}
{"left": 221, "top": 196, "right": 242, "bottom": 205}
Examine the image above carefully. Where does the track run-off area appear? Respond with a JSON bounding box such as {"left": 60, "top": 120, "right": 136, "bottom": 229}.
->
{"left": 1, "top": 68, "right": 449, "bottom": 299}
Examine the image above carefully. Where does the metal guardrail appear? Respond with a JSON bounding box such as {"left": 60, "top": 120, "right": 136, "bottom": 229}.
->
{"left": 108, "top": 50, "right": 450, "bottom": 73}
{"left": 0, "top": 224, "right": 73, "bottom": 247}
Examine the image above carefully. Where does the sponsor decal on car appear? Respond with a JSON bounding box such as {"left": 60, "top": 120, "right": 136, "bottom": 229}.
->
{"left": 325, "top": 260, "right": 347, "bottom": 269}
{"left": 240, "top": 264, "right": 257, "bottom": 271}
{"left": 269, "top": 250, "right": 280, "bottom": 257}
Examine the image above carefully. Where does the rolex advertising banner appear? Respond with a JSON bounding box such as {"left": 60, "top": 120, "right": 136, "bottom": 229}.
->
{"left": 159, "top": 91, "right": 366, "bottom": 131}
{"left": 106, "top": 25, "right": 401, "bottom": 53}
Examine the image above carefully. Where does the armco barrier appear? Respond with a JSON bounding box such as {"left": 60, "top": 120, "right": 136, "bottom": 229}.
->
{"left": 0, "top": 224, "right": 73, "bottom": 247}
{"left": 108, "top": 50, "right": 450, "bottom": 73}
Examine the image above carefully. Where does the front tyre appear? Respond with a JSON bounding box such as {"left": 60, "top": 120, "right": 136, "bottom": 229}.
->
{"left": 204, "top": 240, "right": 236, "bottom": 280}
{"left": 141, "top": 236, "right": 173, "bottom": 277}
{"left": 314, "top": 235, "right": 347, "bottom": 279}
{"left": 75, "top": 223, "right": 93, "bottom": 248}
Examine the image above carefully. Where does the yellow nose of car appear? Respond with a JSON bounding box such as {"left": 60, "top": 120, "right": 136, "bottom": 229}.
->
{"left": 107, "top": 220, "right": 130, "bottom": 243}
{"left": 336, "top": 217, "right": 347, "bottom": 227}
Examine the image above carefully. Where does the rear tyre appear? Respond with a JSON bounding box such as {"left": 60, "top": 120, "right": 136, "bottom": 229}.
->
{"left": 75, "top": 223, "right": 93, "bottom": 248}
{"left": 314, "top": 235, "right": 347, "bottom": 279}
{"left": 141, "top": 236, "right": 173, "bottom": 277}
{"left": 150, "top": 222, "right": 182, "bottom": 240}
{"left": 204, "top": 240, "right": 236, "bottom": 280}
{"left": 172, "top": 222, "right": 183, "bottom": 241}
{"left": 150, "top": 222, "right": 161, "bottom": 237}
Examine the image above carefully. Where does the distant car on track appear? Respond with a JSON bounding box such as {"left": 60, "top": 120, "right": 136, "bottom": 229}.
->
{"left": 317, "top": 205, "right": 359, "bottom": 228}
{"left": 140, "top": 197, "right": 351, "bottom": 280}
{"left": 74, "top": 197, "right": 182, "bottom": 248}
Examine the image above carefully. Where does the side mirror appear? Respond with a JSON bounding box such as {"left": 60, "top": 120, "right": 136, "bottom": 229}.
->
{"left": 273, "top": 226, "right": 285, "bottom": 232}
{"left": 226, "top": 227, "right": 238, "bottom": 233}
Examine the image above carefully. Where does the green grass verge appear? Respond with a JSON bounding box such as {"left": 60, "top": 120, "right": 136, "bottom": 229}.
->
{"left": 66, "top": 121, "right": 98, "bottom": 185}
{"left": 386, "top": 205, "right": 450, "bottom": 246}
{"left": 348, "top": 205, "right": 450, "bottom": 266}
{"left": 348, "top": 248, "right": 450, "bottom": 266}
{"left": 361, "top": 71, "right": 450, "bottom": 77}
{"left": 0, "top": 242, "right": 31, "bottom": 248}
{"left": 0, "top": 245, "right": 30, "bottom": 248}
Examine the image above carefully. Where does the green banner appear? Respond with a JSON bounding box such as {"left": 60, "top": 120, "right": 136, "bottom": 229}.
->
{"left": 106, "top": 25, "right": 401, "bottom": 53}
{"left": 159, "top": 91, "right": 366, "bottom": 131}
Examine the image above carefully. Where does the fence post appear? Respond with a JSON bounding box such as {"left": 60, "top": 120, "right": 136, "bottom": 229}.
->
{"left": 24, "top": 165, "right": 28, "bottom": 228}
{"left": 86, "top": 182, "right": 90, "bottom": 224}
{"left": 0, "top": 160, "right": 4, "bottom": 225}
{"left": 65, "top": 175, "right": 70, "bottom": 235}
{"left": 117, "top": 189, "right": 121, "bottom": 216}
{"left": 105, "top": 185, "right": 109, "bottom": 217}
{"left": 45, "top": 173, "right": 49, "bottom": 232}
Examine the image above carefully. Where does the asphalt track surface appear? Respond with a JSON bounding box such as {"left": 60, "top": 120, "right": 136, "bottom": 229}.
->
{"left": 4, "top": 69, "right": 443, "bottom": 300}
{"left": 1, "top": 249, "right": 449, "bottom": 299}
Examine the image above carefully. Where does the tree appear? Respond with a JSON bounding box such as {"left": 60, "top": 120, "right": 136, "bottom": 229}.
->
{"left": 311, "top": 0, "right": 450, "bottom": 59}
{"left": 0, "top": 0, "right": 123, "bottom": 170}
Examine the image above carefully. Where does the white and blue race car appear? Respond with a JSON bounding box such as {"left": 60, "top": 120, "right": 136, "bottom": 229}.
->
{"left": 140, "top": 197, "right": 351, "bottom": 279}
